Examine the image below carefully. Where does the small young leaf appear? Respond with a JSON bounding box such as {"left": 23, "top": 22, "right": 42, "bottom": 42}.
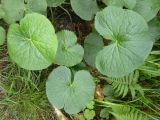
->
{"left": 70, "top": 0, "right": 99, "bottom": 20}
{"left": 84, "top": 109, "right": 95, "bottom": 120}
{"left": 46, "top": 0, "right": 65, "bottom": 7}
{"left": 73, "top": 114, "right": 85, "bottom": 120}
{"left": 0, "top": 27, "right": 6, "bottom": 45}
{"left": 7, "top": 13, "right": 58, "bottom": 70}
{"left": 86, "top": 101, "right": 95, "bottom": 110}
{"left": 100, "top": 108, "right": 109, "bottom": 119}
{"left": 84, "top": 32, "right": 104, "bottom": 67}
{"left": 103, "top": 85, "right": 114, "bottom": 97}
{"left": 95, "top": 6, "right": 153, "bottom": 77}
{"left": 46, "top": 66, "right": 95, "bottom": 114}
{"left": 55, "top": 30, "right": 84, "bottom": 67}
{"left": 133, "top": 0, "right": 160, "bottom": 22}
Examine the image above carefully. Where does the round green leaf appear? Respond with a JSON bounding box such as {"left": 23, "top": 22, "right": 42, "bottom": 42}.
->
{"left": 7, "top": 13, "right": 58, "bottom": 70}
{"left": 46, "top": 66, "right": 95, "bottom": 114}
{"left": 133, "top": 0, "right": 160, "bottom": 22}
{"left": 103, "top": 0, "right": 136, "bottom": 9}
{"left": 46, "top": 0, "right": 65, "bottom": 7}
{"left": 95, "top": 6, "right": 153, "bottom": 77}
{"left": 55, "top": 30, "right": 84, "bottom": 67}
{"left": 1, "top": 0, "right": 47, "bottom": 24}
{"left": 0, "top": 27, "right": 6, "bottom": 46}
{"left": 84, "top": 32, "right": 104, "bottom": 67}
{"left": 70, "top": 0, "right": 99, "bottom": 21}
{"left": 1, "top": 0, "right": 24, "bottom": 24}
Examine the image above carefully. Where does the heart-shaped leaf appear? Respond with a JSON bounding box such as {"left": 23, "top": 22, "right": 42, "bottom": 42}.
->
{"left": 84, "top": 32, "right": 104, "bottom": 67}
{"left": 1, "top": 0, "right": 47, "bottom": 24}
{"left": 70, "top": 0, "right": 99, "bottom": 21}
{"left": 95, "top": 6, "right": 153, "bottom": 77}
{"left": 103, "top": 0, "right": 136, "bottom": 9}
{"left": 0, "top": 27, "right": 6, "bottom": 46}
{"left": 7, "top": 13, "right": 58, "bottom": 70}
{"left": 55, "top": 30, "right": 84, "bottom": 67}
{"left": 46, "top": 66, "right": 95, "bottom": 114}
{"left": 133, "top": 0, "right": 160, "bottom": 22}
{"left": 46, "top": 0, "right": 65, "bottom": 7}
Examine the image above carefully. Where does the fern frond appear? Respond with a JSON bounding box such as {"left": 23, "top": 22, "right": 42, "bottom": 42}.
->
{"left": 108, "top": 71, "right": 143, "bottom": 99}
{"left": 111, "top": 105, "right": 149, "bottom": 120}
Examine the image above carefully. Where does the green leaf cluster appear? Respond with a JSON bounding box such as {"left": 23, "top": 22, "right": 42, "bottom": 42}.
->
{"left": 0, "top": 0, "right": 159, "bottom": 119}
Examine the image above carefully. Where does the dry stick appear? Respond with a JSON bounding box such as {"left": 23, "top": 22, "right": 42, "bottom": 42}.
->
{"left": 54, "top": 107, "right": 67, "bottom": 120}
